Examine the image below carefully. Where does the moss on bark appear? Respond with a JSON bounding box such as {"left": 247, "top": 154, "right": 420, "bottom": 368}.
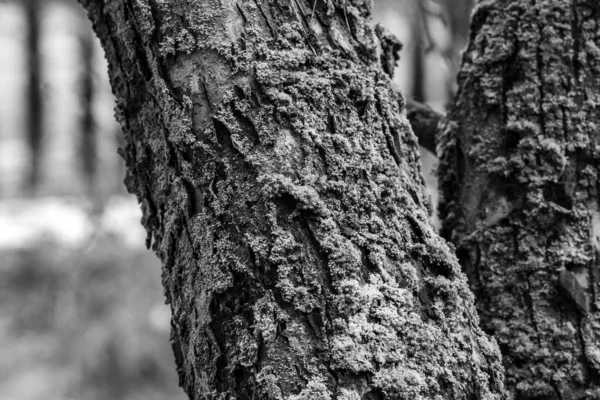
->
{"left": 439, "top": 0, "right": 600, "bottom": 398}
{"left": 80, "top": 0, "right": 506, "bottom": 398}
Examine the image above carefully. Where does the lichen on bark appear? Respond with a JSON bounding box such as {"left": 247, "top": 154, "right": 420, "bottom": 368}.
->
{"left": 80, "top": 0, "right": 506, "bottom": 398}
{"left": 439, "top": 0, "right": 600, "bottom": 398}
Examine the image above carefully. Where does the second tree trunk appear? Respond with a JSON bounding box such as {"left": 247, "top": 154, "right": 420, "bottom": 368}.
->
{"left": 439, "top": 1, "right": 600, "bottom": 398}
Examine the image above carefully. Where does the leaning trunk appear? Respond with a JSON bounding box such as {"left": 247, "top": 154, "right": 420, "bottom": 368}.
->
{"left": 439, "top": 0, "right": 600, "bottom": 398}
{"left": 80, "top": 1, "right": 505, "bottom": 398}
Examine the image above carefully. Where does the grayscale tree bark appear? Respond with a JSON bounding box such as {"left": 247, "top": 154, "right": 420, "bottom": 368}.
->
{"left": 439, "top": 1, "right": 600, "bottom": 398}
{"left": 79, "top": 1, "right": 506, "bottom": 398}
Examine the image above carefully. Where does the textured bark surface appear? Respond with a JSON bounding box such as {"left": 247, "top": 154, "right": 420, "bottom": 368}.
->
{"left": 439, "top": 1, "right": 600, "bottom": 398}
{"left": 80, "top": 1, "right": 505, "bottom": 398}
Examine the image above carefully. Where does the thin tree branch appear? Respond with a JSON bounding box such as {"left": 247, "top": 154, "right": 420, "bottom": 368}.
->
{"left": 403, "top": 97, "right": 444, "bottom": 155}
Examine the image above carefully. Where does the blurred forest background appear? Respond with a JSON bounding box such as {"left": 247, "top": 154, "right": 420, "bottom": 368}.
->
{"left": 0, "top": 1, "right": 472, "bottom": 399}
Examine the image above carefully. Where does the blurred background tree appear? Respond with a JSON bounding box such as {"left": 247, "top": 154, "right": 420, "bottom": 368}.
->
{"left": 0, "top": 0, "right": 473, "bottom": 399}
{"left": 23, "top": 0, "right": 42, "bottom": 193}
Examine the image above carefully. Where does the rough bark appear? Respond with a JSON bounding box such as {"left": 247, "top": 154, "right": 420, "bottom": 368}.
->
{"left": 439, "top": 0, "right": 600, "bottom": 398}
{"left": 79, "top": 1, "right": 505, "bottom": 398}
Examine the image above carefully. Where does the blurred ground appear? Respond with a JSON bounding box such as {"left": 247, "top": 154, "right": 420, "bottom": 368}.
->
{"left": 0, "top": 2, "right": 186, "bottom": 398}
{"left": 0, "top": 197, "right": 186, "bottom": 400}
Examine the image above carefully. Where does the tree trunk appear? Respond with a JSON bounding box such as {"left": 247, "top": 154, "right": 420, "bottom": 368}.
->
{"left": 25, "top": 0, "right": 43, "bottom": 193}
{"left": 439, "top": 1, "right": 600, "bottom": 398}
{"left": 410, "top": 3, "right": 426, "bottom": 104}
{"left": 79, "top": 1, "right": 505, "bottom": 398}
{"left": 79, "top": 19, "right": 97, "bottom": 196}
{"left": 442, "top": 0, "right": 474, "bottom": 102}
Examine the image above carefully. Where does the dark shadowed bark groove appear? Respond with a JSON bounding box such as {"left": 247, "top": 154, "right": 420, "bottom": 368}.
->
{"left": 79, "top": 1, "right": 505, "bottom": 398}
{"left": 439, "top": 0, "right": 600, "bottom": 398}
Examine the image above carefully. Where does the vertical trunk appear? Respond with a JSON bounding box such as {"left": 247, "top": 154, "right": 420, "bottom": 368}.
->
{"left": 411, "top": 23, "right": 426, "bottom": 104}
{"left": 442, "top": 0, "right": 474, "bottom": 101}
{"left": 25, "top": 0, "right": 43, "bottom": 193}
{"left": 115, "top": 125, "right": 127, "bottom": 193}
{"left": 79, "top": 20, "right": 97, "bottom": 196}
{"left": 439, "top": 1, "right": 600, "bottom": 398}
{"left": 79, "top": 1, "right": 505, "bottom": 398}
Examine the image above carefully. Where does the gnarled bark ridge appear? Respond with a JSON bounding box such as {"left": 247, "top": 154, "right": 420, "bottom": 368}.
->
{"left": 80, "top": 0, "right": 505, "bottom": 398}
{"left": 439, "top": 0, "right": 600, "bottom": 398}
